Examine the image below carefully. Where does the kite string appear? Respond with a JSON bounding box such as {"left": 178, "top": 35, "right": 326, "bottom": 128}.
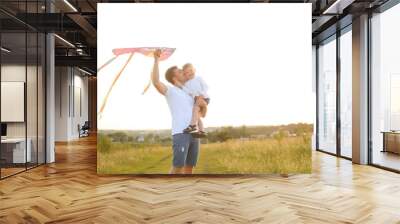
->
{"left": 97, "top": 55, "right": 119, "bottom": 73}
{"left": 98, "top": 52, "right": 134, "bottom": 118}
{"left": 141, "top": 67, "right": 153, "bottom": 95}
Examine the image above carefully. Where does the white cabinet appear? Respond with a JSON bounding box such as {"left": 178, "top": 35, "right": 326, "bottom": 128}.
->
{"left": 1, "top": 138, "right": 32, "bottom": 163}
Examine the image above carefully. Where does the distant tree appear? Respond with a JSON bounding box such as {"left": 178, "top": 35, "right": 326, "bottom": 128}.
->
{"left": 160, "top": 137, "right": 172, "bottom": 145}
{"left": 273, "top": 130, "right": 287, "bottom": 145}
{"left": 240, "top": 125, "right": 248, "bottom": 138}
{"left": 121, "top": 134, "right": 128, "bottom": 142}
{"left": 216, "top": 130, "right": 231, "bottom": 142}
{"left": 153, "top": 135, "right": 160, "bottom": 143}
{"left": 302, "top": 134, "right": 310, "bottom": 145}
{"left": 145, "top": 133, "right": 155, "bottom": 143}
{"left": 98, "top": 134, "right": 111, "bottom": 153}
{"left": 108, "top": 131, "right": 128, "bottom": 142}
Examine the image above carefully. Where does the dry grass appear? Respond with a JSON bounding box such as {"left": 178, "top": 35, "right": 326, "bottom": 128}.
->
{"left": 97, "top": 136, "right": 311, "bottom": 174}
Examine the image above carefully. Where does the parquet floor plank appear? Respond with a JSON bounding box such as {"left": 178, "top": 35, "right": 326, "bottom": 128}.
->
{"left": 0, "top": 135, "right": 399, "bottom": 223}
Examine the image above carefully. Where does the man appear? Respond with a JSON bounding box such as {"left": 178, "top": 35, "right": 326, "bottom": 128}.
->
{"left": 151, "top": 49, "right": 200, "bottom": 174}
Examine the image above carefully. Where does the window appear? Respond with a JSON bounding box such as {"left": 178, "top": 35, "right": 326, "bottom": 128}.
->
{"left": 371, "top": 3, "right": 400, "bottom": 171}
{"left": 339, "top": 28, "right": 352, "bottom": 158}
{"left": 317, "top": 36, "right": 337, "bottom": 154}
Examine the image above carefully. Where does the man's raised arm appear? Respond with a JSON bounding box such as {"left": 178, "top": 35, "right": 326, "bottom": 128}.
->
{"left": 151, "top": 49, "right": 167, "bottom": 95}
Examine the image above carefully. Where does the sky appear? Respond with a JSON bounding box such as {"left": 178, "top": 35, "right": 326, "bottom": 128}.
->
{"left": 97, "top": 3, "right": 313, "bottom": 131}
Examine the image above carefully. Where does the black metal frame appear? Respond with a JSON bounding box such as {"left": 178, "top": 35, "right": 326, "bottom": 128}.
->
{"left": 315, "top": 22, "right": 353, "bottom": 162}
{"left": 315, "top": 44, "right": 319, "bottom": 152}
{"left": 36, "top": 1, "right": 39, "bottom": 168}
{"left": 336, "top": 27, "right": 341, "bottom": 157}
{"left": 25, "top": 2, "right": 28, "bottom": 172}
{"left": 367, "top": 10, "right": 373, "bottom": 166}
{"left": 44, "top": 0, "right": 47, "bottom": 165}
{"left": 0, "top": 18, "right": 2, "bottom": 179}
{"left": 0, "top": 0, "right": 47, "bottom": 180}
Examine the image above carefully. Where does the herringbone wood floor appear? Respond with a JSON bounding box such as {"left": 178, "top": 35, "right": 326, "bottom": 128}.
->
{"left": 1, "top": 135, "right": 400, "bottom": 224}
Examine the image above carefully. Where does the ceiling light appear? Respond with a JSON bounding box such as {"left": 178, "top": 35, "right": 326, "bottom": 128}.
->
{"left": 1, "top": 47, "right": 11, "bottom": 53}
{"left": 323, "top": 0, "right": 355, "bottom": 15}
{"left": 54, "top": 34, "right": 75, "bottom": 48}
{"left": 63, "top": 0, "right": 78, "bottom": 12}
{"left": 78, "top": 67, "right": 93, "bottom": 76}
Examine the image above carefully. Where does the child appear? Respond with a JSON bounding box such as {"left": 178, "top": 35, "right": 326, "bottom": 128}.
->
{"left": 181, "top": 63, "right": 210, "bottom": 137}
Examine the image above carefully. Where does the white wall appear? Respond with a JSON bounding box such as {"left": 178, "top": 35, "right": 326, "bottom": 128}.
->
{"left": 1, "top": 65, "right": 39, "bottom": 138}
{"left": 55, "top": 66, "right": 69, "bottom": 141}
{"left": 73, "top": 73, "right": 89, "bottom": 137}
{"left": 55, "top": 67, "right": 89, "bottom": 141}
{"left": 1, "top": 65, "right": 26, "bottom": 138}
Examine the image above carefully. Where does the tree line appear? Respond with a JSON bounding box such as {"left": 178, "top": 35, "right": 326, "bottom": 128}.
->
{"left": 99, "top": 123, "right": 313, "bottom": 145}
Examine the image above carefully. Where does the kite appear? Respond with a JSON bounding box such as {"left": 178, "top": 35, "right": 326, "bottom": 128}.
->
{"left": 97, "top": 47, "right": 176, "bottom": 119}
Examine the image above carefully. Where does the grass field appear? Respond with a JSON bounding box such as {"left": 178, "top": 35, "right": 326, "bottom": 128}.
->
{"left": 97, "top": 135, "right": 311, "bottom": 174}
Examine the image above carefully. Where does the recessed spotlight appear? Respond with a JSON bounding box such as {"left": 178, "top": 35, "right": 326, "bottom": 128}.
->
{"left": 1, "top": 47, "right": 11, "bottom": 53}
{"left": 63, "top": 0, "right": 78, "bottom": 12}
{"left": 78, "top": 67, "right": 93, "bottom": 76}
{"left": 54, "top": 34, "right": 75, "bottom": 48}
{"left": 322, "top": 0, "right": 354, "bottom": 15}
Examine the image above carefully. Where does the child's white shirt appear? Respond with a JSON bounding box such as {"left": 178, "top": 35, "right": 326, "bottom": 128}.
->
{"left": 182, "top": 75, "right": 209, "bottom": 99}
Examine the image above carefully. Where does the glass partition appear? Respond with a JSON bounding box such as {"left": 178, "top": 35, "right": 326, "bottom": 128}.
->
{"left": 1, "top": 31, "right": 28, "bottom": 177}
{"left": 0, "top": 1, "right": 46, "bottom": 179}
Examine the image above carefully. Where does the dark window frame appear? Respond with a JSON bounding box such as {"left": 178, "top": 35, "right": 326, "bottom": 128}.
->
{"left": 315, "top": 23, "right": 352, "bottom": 161}
{"left": 367, "top": 0, "right": 400, "bottom": 173}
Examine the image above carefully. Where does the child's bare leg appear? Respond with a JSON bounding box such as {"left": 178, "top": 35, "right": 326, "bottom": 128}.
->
{"left": 200, "top": 104, "right": 208, "bottom": 117}
{"left": 196, "top": 96, "right": 208, "bottom": 118}
{"left": 190, "top": 103, "right": 201, "bottom": 126}
{"left": 198, "top": 119, "right": 204, "bottom": 132}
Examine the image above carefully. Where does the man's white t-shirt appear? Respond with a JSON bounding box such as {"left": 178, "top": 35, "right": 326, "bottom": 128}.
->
{"left": 165, "top": 85, "right": 194, "bottom": 135}
{"left": 182, "top": 76, "right": 209, "bottom": 98}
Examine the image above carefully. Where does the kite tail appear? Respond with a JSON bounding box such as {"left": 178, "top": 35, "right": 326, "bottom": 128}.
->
{"left": 98, "top": 52, "right": 134, "bottom": 119}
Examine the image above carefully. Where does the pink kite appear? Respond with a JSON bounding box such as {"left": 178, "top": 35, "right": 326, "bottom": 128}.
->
{"left": 112, "top": 47, "right": 175, "bottom": 60}
{"left": 97, "top": 47, "right": 175, "bottom": 118}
